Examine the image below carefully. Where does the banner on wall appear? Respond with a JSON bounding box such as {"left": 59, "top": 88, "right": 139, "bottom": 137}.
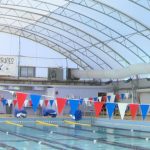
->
{"left": 0, "top": 56, "right": 18, "bottom": 76}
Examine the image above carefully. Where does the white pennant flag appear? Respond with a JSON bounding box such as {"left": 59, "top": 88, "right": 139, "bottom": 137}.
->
{"left": 54, "top": 100, "right": 57, "bottom": 107}
{"left": 39, "top": 100, "right": 44, "bottom": 107}
{"left": 110, "top": 95, "right": 116, "bottom": 103}
{"left": 118, "top": 103, "right": 128, "bottom": 120}
{"left": 7, "top": 99, "right": 12, "bottom": 107}
{"left": 98, "top": 97, "right": 102, "bottom": 102}
{"left": 125, "top": 93, "right": 129, "bottom": 99}
{"left": 84, "top": 98, "right": 89, "bottom": 105}
{"left": 10, "top": 91, "right": 15, "bottom": 95}
{"left": 24, "top": 100, "right": 29, "bottom": 107}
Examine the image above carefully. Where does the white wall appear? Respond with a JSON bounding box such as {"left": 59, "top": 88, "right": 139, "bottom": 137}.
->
{"left": 55, "top": 86, "right": 113, "bottom": 98}
{"left": 139, "top": 93, "right": 150, "bottom": 104}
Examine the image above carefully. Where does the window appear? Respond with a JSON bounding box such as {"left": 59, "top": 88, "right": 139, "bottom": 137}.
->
{"left": 20, "top": 66, "right": 35, "bottom": 77}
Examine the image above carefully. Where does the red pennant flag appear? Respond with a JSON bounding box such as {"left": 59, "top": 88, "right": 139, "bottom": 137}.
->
{"left": 102, "top": 96, "right": 107, "bottom": 102}
{"left": 116, "top": 93, "right": 120, "bottom": 101}
{"left": 89, "top": 97, "right": 93, "bottom": 103}
{"left": 94, "top": 102, "right": 104, "bottom": 117}
{"left": 129, "top": 104, "right": 139, "bottom": 120}
{"left": 13, "top": 100, "right": 17, "bottom": 106}
{"left": 56, "top": 98, "right": 67, "bottom": 115}
{"left": 16, "top": 92, "right": 28, "bottom": 110}
{"left": 29, "top": 100, "right": 32, "bottom": 106}
{"left": 44, "top": 100, "right": 49, "bottom": 106}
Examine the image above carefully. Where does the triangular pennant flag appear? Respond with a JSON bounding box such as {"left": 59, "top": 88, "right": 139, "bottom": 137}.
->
{"left": 140, "top": 104, "right": 149, "bottom": 120}
{"left": 39, "top": 100, "right": 44, "bottom": 107}
{"left": 66, "top": 100, "right": 69, "bottom": 105}
{"left": 50, "top": 100, "right": 54, "bottom": 106}
{"left": 29, "top": 100, "right": 32, "bottom": 106}
{"left": 44, "top": 100, "right": 49, "bottom": 107}
{"left": 10, "top": 91, "right": 15, "bottom": 95}
{"left": 98, "top": 97, "right": 102, "bottom": 102}
{"left": 54, "top": 100, "right": 57, "bottom": 107}
{"left": 125, "top": 93, "right": 129, "bottom": 99}
{"left": 7, "top": 99, "right": 12, "bottom": 107}
{"left": 118, "top": 103, "right": 128, "bottom": 120}
{"left": 121, "top": 93, "right": 125, "bottom": 100}
{"left": 30, "top": 94, "right": 41, "bottom": 112}
{"left": 1, "top": 98, "right": 7, "bottom": 106}
{"left": 106, "top": 103, "right": 116, "bottom": 119}
{"left": 129, "top": 104, "right": 139, "bottom": 120}
{"left": 110, "top": 95, "right": 116, "bottom": 103}
{"left": 107, "top": 95, "right": 111, "bottom": 102}
{"left": 80, "top": 99, "right": 83, "bottom": 105}
{"left": 89, "top": 97, "right": 93, "bottom": 103}
{"left": 94, "top": 102, "right": 104, "bottom": 117}
{"left": 16, "top": 92, "right": 28, "bottom": 110}
{"left": 93, "top": 97, "right": 98, "bottom": 101}
{"left": 24, "top": 100, "right": 29, "bottom": 107}
{"left": 84, "top": 98, "right": 89, "bottom": 105}
{"left": 69, "top": 100, "right": 79, "bottom": 115}
{"left": 13, "top": 100, "right": 17, "bottom": 106}
{"left": 116, "top": 93, "right": 120, "bottom": 101}
{"left": 102, "top": 96, "right": 107, "bottom": 102}
{"left": 56, "top": 98, "right": 67, "bottom": 115}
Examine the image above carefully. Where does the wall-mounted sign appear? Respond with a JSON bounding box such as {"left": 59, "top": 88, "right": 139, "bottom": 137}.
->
{"left": 0, "top": 56, "right": 18, "bottom": 76}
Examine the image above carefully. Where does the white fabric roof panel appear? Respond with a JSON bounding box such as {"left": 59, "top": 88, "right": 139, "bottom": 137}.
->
{"left": 0, "top": 0, "right": 149, "bottom": 70}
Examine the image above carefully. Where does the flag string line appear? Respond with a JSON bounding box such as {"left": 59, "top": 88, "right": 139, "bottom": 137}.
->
{"left": 0, "top": 89, "right": 132, "bottom": 103}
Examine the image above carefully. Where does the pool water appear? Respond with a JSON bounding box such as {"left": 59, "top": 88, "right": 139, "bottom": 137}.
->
{"left": 0, "top": 120, "right": 150, "bottom": 150}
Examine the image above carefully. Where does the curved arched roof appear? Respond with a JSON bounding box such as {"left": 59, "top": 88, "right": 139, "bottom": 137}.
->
{"left": 0, "top": 0, "right": 150, "bottom": 70}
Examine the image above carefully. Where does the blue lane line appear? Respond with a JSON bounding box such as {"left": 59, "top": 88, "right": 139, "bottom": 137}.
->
{"left": 0, "top": 142, "right": 18, "bottom": 150}
{"left": 0, "top": 128, "right": 84, "bottom": 150}
{"left": 24, "top": 125, "right": 150, "bottom": 150}
{"left": 60, "top": 125, "right": 148, "bottom": 140}
{"left": 93, "top": 124, "right": 150, "bottom": 134}
{"left": 0, "top": 129, "right": 65, "bottom": 150}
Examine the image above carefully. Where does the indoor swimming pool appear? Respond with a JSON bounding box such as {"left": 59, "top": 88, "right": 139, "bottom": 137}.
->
{"left": 0, "top": 119, "right": 150, "bottom": 150}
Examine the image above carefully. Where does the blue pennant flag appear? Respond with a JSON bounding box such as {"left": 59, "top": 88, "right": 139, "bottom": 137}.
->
{"left": 50, "top": 100, "right": 54, "bottom": 106}
{"left": 94, "top": 97, "right": 98, "bottom": 101}
{"left": 106, "top": 103, "right": 116, "bottom": 119}
{"left": 140, "top": 104, "right": 149, "bottom": 120}
{"left": 30, "top": 94, "right": 41, "bottom": 112}
{"left": 121, "top": 93, "right": 125, "bottom": 100}
{"left": 69, "top": 100, "right": 80, "bottom": 115}
{"left": 1, "top": 98, "right": 7, "bottom": 106}
{"left": 107, "top": 96, "right": 111, "bottom": 102}
{"left": 80, "top": 99, "right": 83, "bottom": 105}
{"left": 66, "top": 100, "right": 69, "bottom": 105}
